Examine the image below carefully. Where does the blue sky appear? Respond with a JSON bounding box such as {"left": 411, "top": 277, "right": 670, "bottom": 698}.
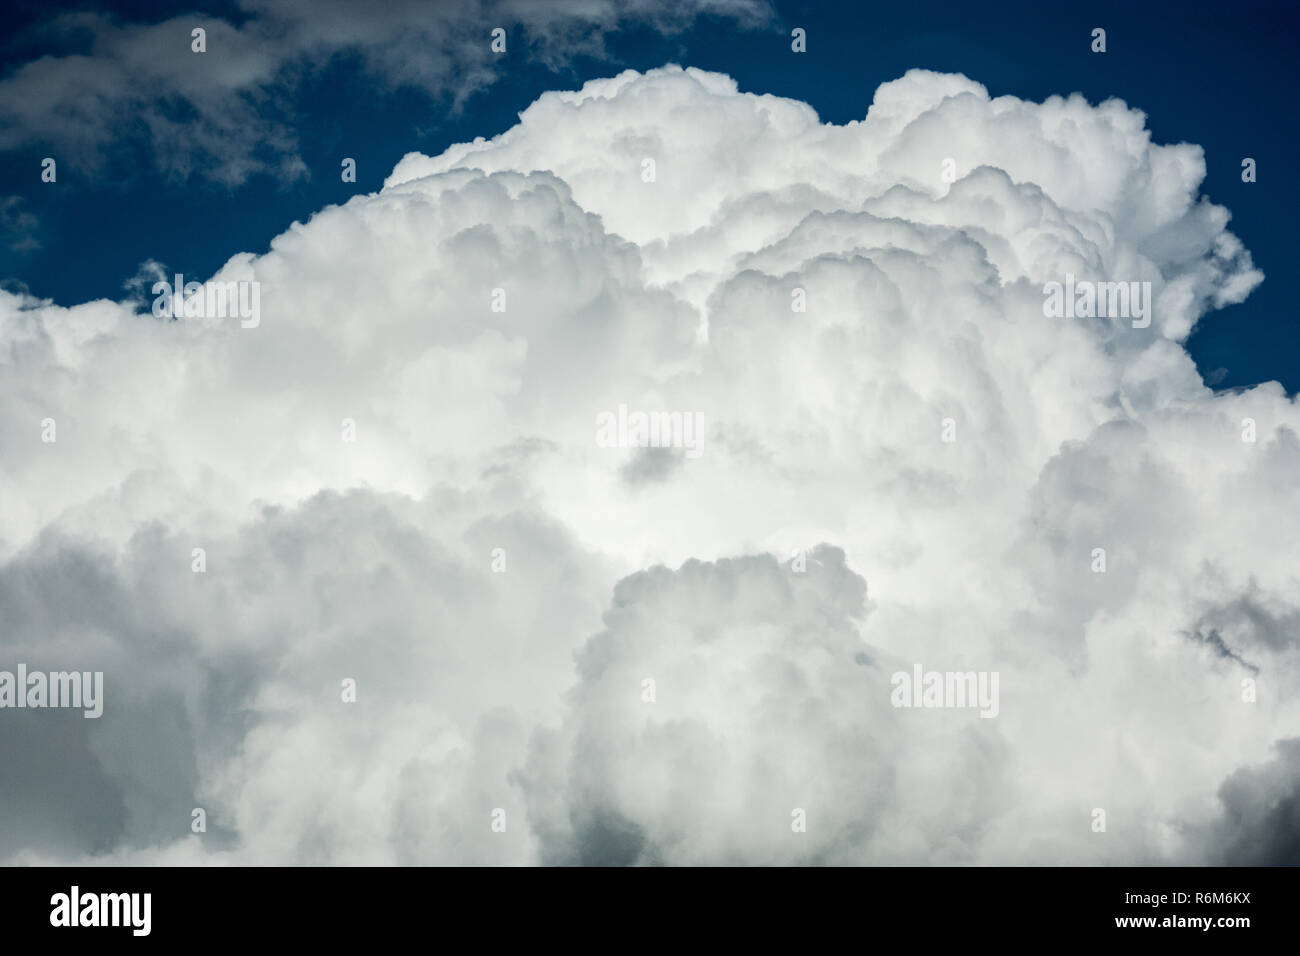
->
{"left": 2, "top": 0, "right": 1296, "bottom": 392}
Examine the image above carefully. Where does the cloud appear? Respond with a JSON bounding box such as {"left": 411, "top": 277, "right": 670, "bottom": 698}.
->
{"left": 0, "top": 488, "right": 616, "bottom": 864}
{"left": 0, "top": 1, "right": 772, "bottom": 185}
{"left": 0, "top": 195, "right": 39, "bottom": 252}
{"left": 1, "top": 66, "right": 1295, "bottom": 864}
{"left": 1197, "top": 738, "right": 1300, "bottom": 865}
{"left": 522, "top": 546, "right": 1016, "bottom": 865}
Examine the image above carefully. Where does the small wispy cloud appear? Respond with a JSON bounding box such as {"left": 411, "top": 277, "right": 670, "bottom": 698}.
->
{"left": 0, "top": 0, "right": 773, "bottom": 186}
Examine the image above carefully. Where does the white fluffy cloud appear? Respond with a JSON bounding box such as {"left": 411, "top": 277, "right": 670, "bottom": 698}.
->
{"left": 1, "top": 66, "right": 1296, "bottom": 865}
